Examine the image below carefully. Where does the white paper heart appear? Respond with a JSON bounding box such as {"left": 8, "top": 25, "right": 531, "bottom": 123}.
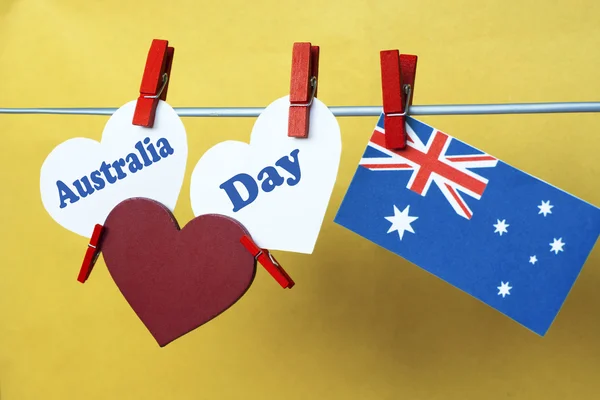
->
{"left": 190, "top": 96, "right": 342, "bottom": 254}
{"left": 40, "top": 100, "right": 188, "bottom": 238}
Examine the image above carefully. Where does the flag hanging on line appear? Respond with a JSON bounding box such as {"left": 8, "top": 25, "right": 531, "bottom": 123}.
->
{"left": 334, "top": 114, "right": 600, "bottom": 336}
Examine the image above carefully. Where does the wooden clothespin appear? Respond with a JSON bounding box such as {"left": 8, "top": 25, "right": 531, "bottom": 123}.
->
{"left": 77, "top": 224, "right": 104, "bottom": 283}
{"left": 132, "top": 39, "right": 175, "bottom": 128}
{"left": 288, "top": 42, "right": 320, "bottom": 138}
{"left": 240, "top": 235, "right": 295, "bottom": 289}
{"left": 380, "top": 50, "right": 418, "bottom": 149}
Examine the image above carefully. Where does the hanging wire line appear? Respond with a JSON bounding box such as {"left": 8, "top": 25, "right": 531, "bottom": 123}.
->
{"left": 1, "top": 102, "right": 600, "bottom": 117}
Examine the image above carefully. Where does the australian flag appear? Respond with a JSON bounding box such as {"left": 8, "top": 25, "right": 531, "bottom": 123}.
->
{"left": 334, "top": 114, "right": 600, "bottom": 335}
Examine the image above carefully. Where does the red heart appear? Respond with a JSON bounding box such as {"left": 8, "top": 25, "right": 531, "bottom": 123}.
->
{"left": 100, "top": 197, "right": 256, "bottom": 347}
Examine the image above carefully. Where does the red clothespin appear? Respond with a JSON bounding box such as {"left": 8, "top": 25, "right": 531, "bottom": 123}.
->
{"left": 240, "top": 235, "right": 295, "bottom": 289}
{"left": 288, "top": 42, "right": 320, "bottom": 138}
{"left": 380, "top": 50, "right": 418, "bottom": 149}
{"left": 132, "top": 39, "right": 175, "bottom": 128}
{"left": 77, "top": 224, "right": 104, "bottom": 283}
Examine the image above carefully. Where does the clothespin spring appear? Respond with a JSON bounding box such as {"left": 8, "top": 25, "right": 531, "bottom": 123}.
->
{"left": 240, "top": 235, "right": 294, "bottom": 289}
{"left": 386, "top": 84, "right": 412, "bottom": 117}
{"left": 143, "top": 73, "right": 169, "bottom": 99}
{"left": 289, "top": 76, "right": 318, "bottom": 107}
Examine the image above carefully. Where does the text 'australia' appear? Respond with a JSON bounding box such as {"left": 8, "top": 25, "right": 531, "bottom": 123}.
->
{"left": 56, "top": 137, "right": 175, "bottom": 208}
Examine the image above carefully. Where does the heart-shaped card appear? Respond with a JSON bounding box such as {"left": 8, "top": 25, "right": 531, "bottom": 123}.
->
{"left": 101, "top": 197, "right": 256, "bottom": 347}
{"left": 40, "top": 100, "right": 188, "bottom": 238}
{"left": 189, "top": 96, "right": 342, "bottom": 254}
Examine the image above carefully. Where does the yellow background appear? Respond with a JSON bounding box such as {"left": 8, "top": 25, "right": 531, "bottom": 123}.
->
{"left": 1, "top": 0, "right": 599, "bottom": 398}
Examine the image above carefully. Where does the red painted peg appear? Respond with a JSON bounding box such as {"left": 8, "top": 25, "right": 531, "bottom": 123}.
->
{"left": 77, "top": 224, "right": 104, "bottom": 283}
{"left": 132, "top": 39, "right": 175, "bottom": 128}
{"left": 380, "top": 50, "right": 418, "bottom": 149}
{"left": 240, "top": 235, "right": 295, "bottom": 289}
{"left": 288, "top": 42, "right": 320, "bottom": 138}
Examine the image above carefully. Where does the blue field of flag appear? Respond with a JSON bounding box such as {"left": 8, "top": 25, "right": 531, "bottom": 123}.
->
{"left": 334, "top": 115, "right": 600, "bottom": 335}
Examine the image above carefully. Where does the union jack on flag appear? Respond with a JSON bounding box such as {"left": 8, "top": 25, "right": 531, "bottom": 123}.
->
{"left": 359, "top": 116, "right": 498, "bottom": 219}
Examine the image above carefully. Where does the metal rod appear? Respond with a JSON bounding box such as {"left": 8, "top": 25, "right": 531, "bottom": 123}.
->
{"left": 1, "top": 102, "right": 600, "bottom": 117}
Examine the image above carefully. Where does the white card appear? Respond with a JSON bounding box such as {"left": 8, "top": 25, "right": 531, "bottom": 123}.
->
{"left": 190, "top": 96, "right": 342, "bottom": 254}
{"left": 40, "top": 100, "right": 188, "bottom": 238}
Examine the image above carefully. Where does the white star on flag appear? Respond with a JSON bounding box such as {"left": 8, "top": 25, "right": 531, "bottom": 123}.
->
{"left": 538, "top": 200, "right": 554, "bottom": 216}
{"left": 550, "top": 238, "right": 565, "bottom": 254}
{"left": 493, "top": 219, "right": 509, "bottom": 236}
{"left": 497, "top": 281, "right": 512, "bottom": 298}
{"left": 529, "top": 255, "right": 538, "bottom": 265}
{"left": 385, "top": 205, "right": 418, "bottom": 241}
